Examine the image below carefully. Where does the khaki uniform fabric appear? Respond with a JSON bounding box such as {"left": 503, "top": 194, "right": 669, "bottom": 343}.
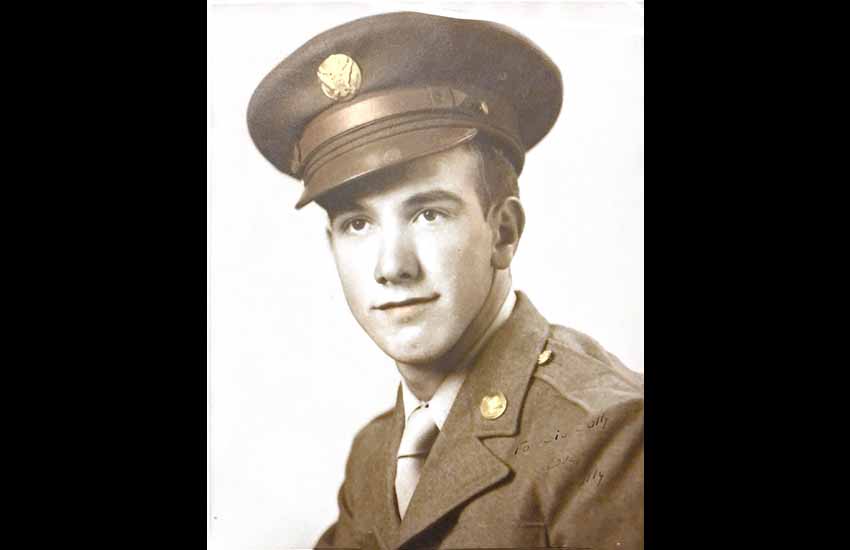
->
{"left": 316, "top": 292, "right": 644, "bottom": 549}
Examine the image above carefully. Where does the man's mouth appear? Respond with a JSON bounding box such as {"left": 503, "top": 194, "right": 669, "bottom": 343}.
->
{"left": 374, "top": 294, "right": 440, "bottom": 310}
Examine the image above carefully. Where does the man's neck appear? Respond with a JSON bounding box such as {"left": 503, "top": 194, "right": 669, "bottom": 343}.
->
{"left": 396, "top": 270, "right": 514, "bottom": 402}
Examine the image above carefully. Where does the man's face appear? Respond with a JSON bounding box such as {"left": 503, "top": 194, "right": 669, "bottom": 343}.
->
{"left": 325, "top": 146, "right": 495, "bottom": 365}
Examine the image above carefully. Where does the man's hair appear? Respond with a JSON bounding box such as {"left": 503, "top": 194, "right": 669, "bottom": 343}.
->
{"left": 316, "top": 136, "right": 519, "bottom": 217}
{"left": 465, "top": 137, "right": 520, "bottom": 216}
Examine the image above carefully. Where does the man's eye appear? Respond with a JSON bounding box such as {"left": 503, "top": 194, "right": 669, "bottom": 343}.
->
{"left": 416, "top": 209, "right": 442, "bottom": 223}
{"left": 343, "top": 218, "right": 370, "bottom": 233}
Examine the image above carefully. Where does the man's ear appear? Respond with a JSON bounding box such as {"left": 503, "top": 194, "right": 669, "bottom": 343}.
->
{"left": 487, "top": 196, "right": 525, "bottom": 269}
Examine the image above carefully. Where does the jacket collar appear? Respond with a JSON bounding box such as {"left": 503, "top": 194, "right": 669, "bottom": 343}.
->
{"left": 386, "top": 291, "right": 551, "bottom": 548}
{"left": 399, "top": 287, "right": 517, "bottom": 430}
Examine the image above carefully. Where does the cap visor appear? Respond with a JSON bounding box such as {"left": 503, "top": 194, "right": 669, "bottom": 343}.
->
{"left": 295, "top": 126, "right": 478, "bottom": 209}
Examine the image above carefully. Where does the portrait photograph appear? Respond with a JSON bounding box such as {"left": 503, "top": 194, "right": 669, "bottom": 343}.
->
{"left": 208, "top": 1, "right": 644, "bottom": 548}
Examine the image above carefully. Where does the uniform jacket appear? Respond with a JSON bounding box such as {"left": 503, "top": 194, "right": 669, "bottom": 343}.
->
{"left": 316, "top": 292, "right": 644, "bottom": 549}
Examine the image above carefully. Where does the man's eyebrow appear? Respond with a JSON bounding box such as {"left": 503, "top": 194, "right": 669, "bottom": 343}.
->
{"left": 327, "top": 189, "right": 464, "bottom": 222}
{"left": 402, "top": 190, "right": 464, "bottom": 208}
{"left": 326, "top": 200, "right": 368, "bottom": 223}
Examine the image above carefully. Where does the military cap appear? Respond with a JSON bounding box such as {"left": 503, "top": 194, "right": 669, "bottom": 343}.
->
{"left": 247, "top": 11, "right": 563, "bottom": 209}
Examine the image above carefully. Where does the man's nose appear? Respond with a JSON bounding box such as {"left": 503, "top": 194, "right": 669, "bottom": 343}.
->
{"left": 374, "top": 228, "right": 421, "bottom": 285}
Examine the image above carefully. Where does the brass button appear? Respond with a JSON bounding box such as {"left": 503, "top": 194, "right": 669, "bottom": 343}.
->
{"left": 480, "top": 392, "right": 507, "bottom": 420}
{"left": 537, "top": 349, "right": 554, "bottom": 366}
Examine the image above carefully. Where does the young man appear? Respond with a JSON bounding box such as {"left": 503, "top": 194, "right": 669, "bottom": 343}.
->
{"left": 248, "top": 11, "right": 643, "bottom": 549}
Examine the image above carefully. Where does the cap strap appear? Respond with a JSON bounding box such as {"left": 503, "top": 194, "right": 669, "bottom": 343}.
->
{"left": 298, "top": 86, "right": 520, "bottom": 167}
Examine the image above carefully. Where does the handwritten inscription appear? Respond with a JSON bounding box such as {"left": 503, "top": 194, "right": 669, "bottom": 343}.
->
{"left": 582, "top": 468, "right": 604, "bottom": 489}
{"left": 582, "top": 413, "right": 609, "bottom": 432}
{"left": 532, "top": 451, "right": 606, "bottom": 491}
{"left": 536, "top": 452, "right": 579, "bottom": 474}
{"left": 513, "top": 413, "right": 609, "bottom": 456}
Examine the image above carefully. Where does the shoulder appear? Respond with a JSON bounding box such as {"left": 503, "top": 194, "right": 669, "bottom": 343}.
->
{"left": 510, "top": 324, "right": 642, "bottom": 480}
{"left": 529, "top": 323, "right": 643, "bottom": 418}
{"left": 345, "top": 405, "right": 397, "bottom": 465}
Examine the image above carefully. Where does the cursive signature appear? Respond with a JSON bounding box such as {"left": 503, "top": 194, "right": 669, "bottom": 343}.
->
{"left": 513, "top": 414, "right": 609, "bottom": 457}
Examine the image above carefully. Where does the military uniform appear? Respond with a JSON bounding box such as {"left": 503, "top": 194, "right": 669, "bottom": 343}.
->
{"left": 316, "top": 292, "right": 643, "bottom": 549}
{"left": 247, "top": 11, "right": 643, "bottom": 549}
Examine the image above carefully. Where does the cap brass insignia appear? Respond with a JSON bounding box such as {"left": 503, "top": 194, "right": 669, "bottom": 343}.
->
{"left": 480, "top": 391, "right": 508, "bottom": 420}
{"left": 317, "top": 53, "right": 362, "bottom": 101}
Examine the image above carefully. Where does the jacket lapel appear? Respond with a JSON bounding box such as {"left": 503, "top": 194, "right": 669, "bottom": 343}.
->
{"left": 395, "top": 292, "right": 551, "bottom": 548}
{"left": 367, "top": 386, "right": 404, "bottom": 550}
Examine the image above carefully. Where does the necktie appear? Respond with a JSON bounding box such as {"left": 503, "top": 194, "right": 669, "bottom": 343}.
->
{"left": 395, "top": 404, "right": 439, "bottom": 519}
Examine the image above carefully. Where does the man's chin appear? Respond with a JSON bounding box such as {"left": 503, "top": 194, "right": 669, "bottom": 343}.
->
{"left": 377, "top": 336, "right": 454, "bottom": 366}
{"left": 367, "top": 321, "right": 474, "bottom": 366}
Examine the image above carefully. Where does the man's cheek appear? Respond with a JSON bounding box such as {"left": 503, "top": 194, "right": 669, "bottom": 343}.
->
{"left": 337, "top": 244, "right": 371, "bottom": 275}
{"left": 450, "top": 234, "right": 490, "bottom": 267}
{"left": 335, "top": 252, "right": 372, "bottom": 305}
{"left": 422, "top": 232, "right": 473, "bottom": 264}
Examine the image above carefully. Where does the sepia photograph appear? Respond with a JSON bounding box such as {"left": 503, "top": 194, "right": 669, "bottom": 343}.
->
{"left": 209, "top": 1, "right": 643, "bottom": 548}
